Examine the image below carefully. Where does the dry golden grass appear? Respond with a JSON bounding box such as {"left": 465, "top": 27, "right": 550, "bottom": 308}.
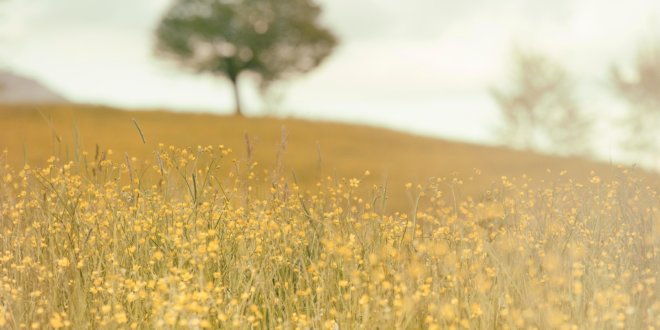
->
{"left": 1, "top": 103, "right": 653, "bottom": 211}
{"left": 0, "top": 104, "right": 658, "bottom": 329}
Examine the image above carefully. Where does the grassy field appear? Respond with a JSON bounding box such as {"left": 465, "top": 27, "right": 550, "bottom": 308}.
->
{"left": 0, "top": 104, "right": 658, "bottom": 329}
{"left": 0, "top": 104, "right": 650, "bottom": 210}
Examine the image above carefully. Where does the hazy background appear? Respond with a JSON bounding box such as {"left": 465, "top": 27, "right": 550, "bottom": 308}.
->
{"left": 0, "top": 0, "right": 659, "bottom": 165}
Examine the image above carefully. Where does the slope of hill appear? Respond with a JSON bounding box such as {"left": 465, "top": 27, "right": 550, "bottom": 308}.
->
{"left": 2, "top": 104, "right": 658, "bottom": 328}
{"left": 0, "top": 71, "right": 68, "bottom": 103}
{"left": 0, "top": 104, "right": 656, "bottom": 210}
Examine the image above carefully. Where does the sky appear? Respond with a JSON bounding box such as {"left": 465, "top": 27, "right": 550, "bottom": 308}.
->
{"left": 0, "top": 0, "right": 659, "bottom": 165}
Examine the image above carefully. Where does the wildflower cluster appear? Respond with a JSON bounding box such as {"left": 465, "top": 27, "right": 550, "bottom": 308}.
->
{"left": 0, "top": 147, "right": 657, "bottom": 329}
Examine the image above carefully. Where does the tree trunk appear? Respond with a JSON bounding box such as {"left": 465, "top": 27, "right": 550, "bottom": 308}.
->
{"left": 230, "top": 76, "right": 243, "bottom": 117}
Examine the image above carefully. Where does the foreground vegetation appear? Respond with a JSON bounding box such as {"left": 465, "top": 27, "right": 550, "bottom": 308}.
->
{"left": 0, "top": 142, "right": 657, "bottom": 329}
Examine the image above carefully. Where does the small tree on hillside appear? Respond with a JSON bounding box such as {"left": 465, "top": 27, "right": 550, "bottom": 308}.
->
{"left": 611, "top": 42, "right": 660, "bottom": 161}
{"left": 491, "top": 49, "right": 592, "bottom": 156}
{"left": 154, "top": 0, "right": 338, "bottom": 116}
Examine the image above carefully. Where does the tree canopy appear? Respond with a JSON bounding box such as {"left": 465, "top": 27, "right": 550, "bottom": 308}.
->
{"left": 154, "top": 0, "right": 338, "bottom": 116}
{"left": 611, "top": 42, "right": 660, "bottom": 158}
{"left": 491, "top": 49, "right": 592, "bottom": 156}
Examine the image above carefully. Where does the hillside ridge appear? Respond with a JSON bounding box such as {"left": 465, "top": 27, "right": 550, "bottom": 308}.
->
{"left": 1, "top": 104, "right": 657, "bottom": 206}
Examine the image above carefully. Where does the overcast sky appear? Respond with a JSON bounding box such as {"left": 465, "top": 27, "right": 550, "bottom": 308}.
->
{"left": 0, "top": 0, "right": 659, "bottom": 163}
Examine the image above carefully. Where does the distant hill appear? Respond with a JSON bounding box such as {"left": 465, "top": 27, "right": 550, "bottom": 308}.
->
{"left": 0, "top": 71, "right": 68, "bottom": 103}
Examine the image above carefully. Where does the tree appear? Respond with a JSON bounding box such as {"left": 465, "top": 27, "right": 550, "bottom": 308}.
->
{"left": 154, "top": 0, "right": 338, "bottom": 116}
{"left": 490, "top": 49, "right": 592, "bottom": 156}
{"left": 611, "top": 42, "right": 660, "bottom": 162}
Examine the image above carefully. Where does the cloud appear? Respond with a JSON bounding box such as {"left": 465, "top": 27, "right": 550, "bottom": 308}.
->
{"left": 7, "top": 0, "right": 168, "bottom": 37}
{"left": 317, "top": 0, "right": 395, "bottom": 41}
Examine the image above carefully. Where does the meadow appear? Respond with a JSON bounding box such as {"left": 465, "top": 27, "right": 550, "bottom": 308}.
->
{"left": 0, "top": 104, "right": 641, "bottom": 209}
{"left": 0, "top": 104, "right": 658, "bottom": 329}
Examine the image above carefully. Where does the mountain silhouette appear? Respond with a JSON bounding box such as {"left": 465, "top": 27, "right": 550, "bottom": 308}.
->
{"left": 0, "top": 71, "right": 67, "bottom": 103}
